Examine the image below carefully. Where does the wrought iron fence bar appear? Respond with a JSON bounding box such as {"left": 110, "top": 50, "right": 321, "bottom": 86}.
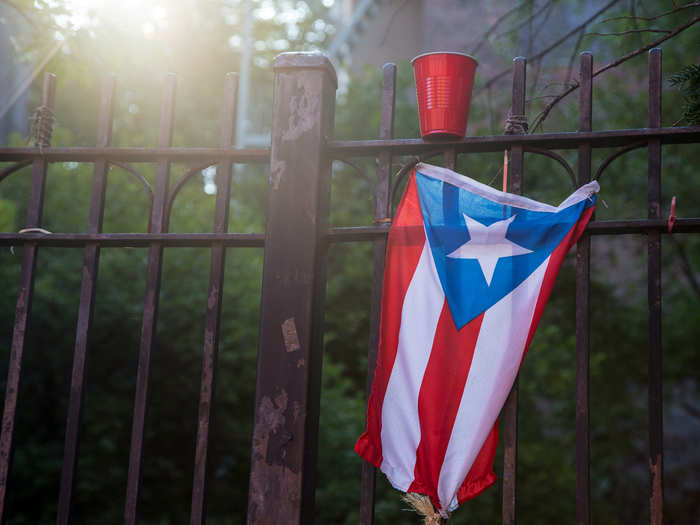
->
{"left": 3, "top": 219, "right": 696, "bottom": 248}
{"left": 587, "top": 219, "right": 699, "bottom": 234}
{"left": 190, "top": 72, "right": 238, "bottom": 525}
{"left": 124, "top": 73, "right": 177, "bottom": 525}
{"left": 360, "top": 62, "right": 396, "bottom": 525}
{"left": 324, "top": 219, "right": 700, "bottom": 243}
{"left": 647, "top": 48, "right": 664, "bottom": 525}
{"left": 0, "top": 160, "right": 31, "bottom": 184}
{"left": 502, "top": 55, "right": 526, "bottom": 525}
{"left": 328, "top": 126, "right": 700, "bottom": 157}
{"left": 57, "top": 74, "right": 116, "bottom": 525}
{"left": 443, "top": 148, "right": 457, "bottom": 170}
{"left": 0, "top": 233, "right": 264, "bottom": 247}
{"left": 0, "top": 72, "right": 56, "bottom": 524}
{"left": 0, "top": 147, "right": 269, "bottom": 163}
{"left": 0, "top": 127, "right": 697, "bottom": 166}
{"left": 575, "top": 51, "right": 593, "bottom": 525}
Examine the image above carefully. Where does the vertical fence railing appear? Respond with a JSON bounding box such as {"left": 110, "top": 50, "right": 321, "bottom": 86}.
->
{"left": 56, "top": 74, "right": 116, "bottom": 525}
{"left": 647, "top": 47, "right": 664, "bottom": 525}
{"left": 0, "top": 72, "right": 56, "bottom": 523}
{"left": 576, "top": 51, "right": 593, "bottom": 525}
{"left": 360, "top": 62, "right": 396, "bottom": 525}
{"left": 443, "top": 148, "right": 457, "bottom": 171}
{"left": 124, "top": 73, "right": 177, "bottom": 525}
{"left": 189, "top": 72, "right": 238, "bottom": 525}
{"left": 501, "top": 56, "right": 526, "bottom": 525}
{"left": 246, "top": 54, "right": 336, "bottom": 525}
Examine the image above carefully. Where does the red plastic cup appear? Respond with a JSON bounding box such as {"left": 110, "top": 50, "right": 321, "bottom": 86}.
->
{"left": 412, "top": 52, "right": 478, "bottom": 139}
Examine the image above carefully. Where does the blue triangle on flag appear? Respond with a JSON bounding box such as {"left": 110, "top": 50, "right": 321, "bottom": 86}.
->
{"left": 415, "top": 169, "right": 590, "bottom": 329}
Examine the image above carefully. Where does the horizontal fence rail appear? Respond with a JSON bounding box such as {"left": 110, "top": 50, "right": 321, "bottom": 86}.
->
{"left": 0, "top": 147, "right": 270, "bottom": 163}
{"left": 327, "top": 126, "right": 700, "bottom": 156}
{"left": 0, "top": 48, "right": 698, "bottom": 525}
{"left": 0, "top": 216, "right": 698, "bottom": 248}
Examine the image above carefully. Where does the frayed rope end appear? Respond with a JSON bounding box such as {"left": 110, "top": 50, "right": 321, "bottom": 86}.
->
{"left": 402, "top": 493, "right": 446, "bottom": 524}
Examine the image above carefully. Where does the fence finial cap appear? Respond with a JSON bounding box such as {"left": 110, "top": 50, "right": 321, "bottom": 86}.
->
{"left": 274, "top": 52, "right": 337, "bottom": 88}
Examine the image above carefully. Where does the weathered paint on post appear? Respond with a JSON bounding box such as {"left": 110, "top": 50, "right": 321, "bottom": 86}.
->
{"left": 247, "top": 53, "right": 336, "bottom": 525}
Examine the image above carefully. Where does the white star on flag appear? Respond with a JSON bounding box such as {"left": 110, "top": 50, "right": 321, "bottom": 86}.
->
{"left": 447, "top": 214, "right": 533, "bottom": 286}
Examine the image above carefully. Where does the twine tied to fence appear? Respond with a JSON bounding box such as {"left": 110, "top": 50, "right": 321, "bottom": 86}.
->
{"left": 27, "top": 105, "right": 55, "bottom": 148}
{"left": 9, "top": 228, "right": 53, "bottom": 255}
{"left": 504, "top": 113, "right": 528, "bottom": 135}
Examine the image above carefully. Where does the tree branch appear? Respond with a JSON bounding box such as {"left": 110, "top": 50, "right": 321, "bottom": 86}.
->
{"left": 491, "top": 0, "right": 556, "bottom": 42}
{"left": 681, "top": 401, "right": 700, "bottom": 423}
{"left": 1, "top": 0, "right": 38, "bottom": 27}
{"left": 596, "top": 1, "right": 700, "bottom": 23}
{"left": 379, "top": 0, "right": 410, "bottom": 47}
{"left": 529, "top": 14, "right": 700, "bottom": 132}
{"left": 474, "top": 0, "right": 622, "bottom": 95}
{"left": 565, "top": 28, "right": 586, "bottom": 84}
{"left": 469, "top": 1, "right": 534, "bottom": 56}
{"left": 584, "top": 28, "right": 672, "bottom": 37}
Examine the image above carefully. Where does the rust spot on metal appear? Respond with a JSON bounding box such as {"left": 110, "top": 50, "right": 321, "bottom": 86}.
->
{"left": 248, "top": 389, "right": 301, "bottom": 523}
{"left": 281, "top": 77, "right": 320, "bottom": 142}
{"left": 649, "top": 453, "right": 663, "bottom": 524}
{"left": 292, "top": 401, "right": 302, "bottom": 423}
{"left": 207, "top": 285, "right": 218, "bottom": 309}
{"left": 281, "top": 317, "right": 301, "bottom": 353}
{"left": 270, "top": 159, "right": 286, "bottom": 191}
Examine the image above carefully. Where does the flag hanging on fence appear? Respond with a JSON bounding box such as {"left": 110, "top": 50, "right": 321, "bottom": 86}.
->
{"left": 355, "top": 163, "right": 599, "bottom": 515}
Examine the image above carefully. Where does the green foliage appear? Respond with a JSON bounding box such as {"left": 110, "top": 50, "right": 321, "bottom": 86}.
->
{"left": 669, "top": 64, "right": 700, "bottom": 125}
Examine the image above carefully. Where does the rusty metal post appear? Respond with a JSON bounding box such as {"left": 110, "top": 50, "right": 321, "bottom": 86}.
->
{"left": 502, "top": 56, "right": 526, "bottom": 525}
{"left": 189, "top": 72, "right": 238, "bottom": 525}
{"left": 360, "top": 62, "right": 396, "bottom": 525}
{"left": 247, "top": 53, "right": 336, "bottom": 525}
{"left": 124, "top": 73, "right": 177, "bottom": 525}
{"left": 576, "top": 51, "right": 593, "bottom": 525}
{"left": 647, "top": 47, "right": 663, "bottom": 525}
{"left": 0, "top": 72, "right": 56, "bottom": 524}
{"left": 57, "top": 74, "right": 116, "bottom": 525}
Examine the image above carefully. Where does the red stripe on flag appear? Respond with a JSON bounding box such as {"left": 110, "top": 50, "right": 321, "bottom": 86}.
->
{"left": 457, "top": 422, "right": 498, "bottom": 505}
{"left": 453, "top": 205, "right": 595, "bottom": 505}
{"left": 407, "top": 303, "right": 484, "bottom": 506}
{"left": 522, "top": 206, "right": 595, "bottom": 358}
{"left": 355, "top": 172, "right": 426, "bottom": 466}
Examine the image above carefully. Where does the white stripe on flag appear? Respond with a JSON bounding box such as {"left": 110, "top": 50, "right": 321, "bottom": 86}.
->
{"left": 380, "top": 238, "right": 445, "bottom": 490}
{"left": 437, "top": 256, "right": 550, "bottom": 510}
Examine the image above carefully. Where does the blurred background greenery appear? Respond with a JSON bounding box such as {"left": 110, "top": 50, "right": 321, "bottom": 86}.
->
{"left": 0, "top": 0, "right": 698, "bottom": 523}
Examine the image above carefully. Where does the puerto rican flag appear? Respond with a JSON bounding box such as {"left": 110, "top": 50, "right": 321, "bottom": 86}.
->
{"left": 355, "top": 163, "right": 599, "bottom": 513}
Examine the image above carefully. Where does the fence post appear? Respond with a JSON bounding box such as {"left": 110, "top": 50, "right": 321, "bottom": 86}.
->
{"left": 0, "top": 72, "right": 56, "bottom": 523}
{"left": 576, "top": 51, "right": 593, "bottom": 525}
{"left": 247, "top": 52, "right": 336, "bottom": 525}
{"left": 647, "top": 47, "right": 663, "bottom": 525}
{"left": 502, "top": 56, "right": 526, "bottom": 525}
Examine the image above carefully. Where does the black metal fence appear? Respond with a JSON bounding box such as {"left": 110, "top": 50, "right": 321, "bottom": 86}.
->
{"left": 0, "top": 49, "right": 698, "bottom": 525}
